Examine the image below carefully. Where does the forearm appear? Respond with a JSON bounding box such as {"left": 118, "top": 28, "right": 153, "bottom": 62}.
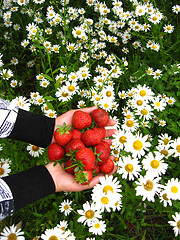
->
{"left": 1, "top": 165, "right": 55, "bottom": 220}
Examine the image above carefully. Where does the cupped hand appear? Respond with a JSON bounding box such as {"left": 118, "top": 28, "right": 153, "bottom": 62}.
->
{"left": 45, "top": 157, "right": 117, "bottom": 192}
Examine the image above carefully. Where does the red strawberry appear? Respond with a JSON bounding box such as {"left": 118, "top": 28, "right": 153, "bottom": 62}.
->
{"left": 65, "top": 159, "right": 76, "bottom": 174}
{"left": 91, "top": 108, "right": 109, "bottom": 128}
{"left": 71, "top": 129, "right": 82, "bottom": 140}
{"left": 94, "top": 142, "right": 110, "bottom": 165}
{"left": 54, "top": 123, "right": 72, "bottom": 146}
{"left": 74, "top": 170, "right": 93, "bottom": 185}
{"left": 92, "top": 126, "right": 106, "bottom": 141}
{"left": 92, "top": 164, "right": 100, "bottom": 174}
{"left": 47, "top": 143, "right": 65, "bottom": 162}
{"left": 72, "top": 110, "right": 92, "bottom": 130}
{"left": 75, "top": 147, "right": 96, "bottom": 170}
{"left": 100, "top": 141, "right": 111, "bottom": 155}
{"left": 66, "top": 139, "right": 85, "bottom": 154}
{"left": 100, "top": 158, "right": 114, "bottom": 174}
{"left": 81, "top": 129, "right": 102, "bottom": 147}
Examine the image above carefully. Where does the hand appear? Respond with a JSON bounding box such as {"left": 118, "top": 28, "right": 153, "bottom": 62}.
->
{"left": 45, "top": 158, "right": 117, "bottom": 192}
{"left": 51, "top": 106, "right": 117, "bottom": 145}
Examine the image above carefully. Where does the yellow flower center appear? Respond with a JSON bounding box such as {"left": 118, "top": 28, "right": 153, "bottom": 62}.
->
{"left": 8, "top": 233, "right": 17, "bottom": 240}
{"left": 64, "top": 205, "right": 69, "bottom": 210}
{"left": 133, "top": 140, "right": 143, "bottom": 151}
{"left": 152, "top": 16, "right": 157, "bottom": 21}
{"left": 95, "top": 97, "right": 100, "bottom": 101}
{"left": 150, "top": 160, "right": 159, "bottom": 169}
{"left": 163, "top": 138, "right": 169, "bottom": 145}
{"left": 62, "top": 92, "right": 68, "bottom": 97}
{"left": 141, "top": 109, "right": 148, "bottom": 115}
{"left": 85, "top": 210, "right": 95, "bottom": 219}
{"left": 144, "top": 180, "right": 154, "bottom": 191}
{"left": 176, "top": 144, "right": 180, "bottom": 153}
{"left": 0, "top": 166, "right": 5, "bottom": 176}
{"left": 68, "top": 85, "right": 75, "bottom": 92}
{"left": 104, "top": 103, "right": 109, "bottom": 108}
{"left": 82, "top": 73, "right": 87, "bottom": 78}
{"left": 125, "top": 164, "right": 134, "bottom": 173}
{"left": 32, "top": 145, "right": 40, "bottom": 152}
{"left": 126, "top": 114, "right": 132, "bottom": 119}
{"left": 160, "top": 150, "right": 168, "bottom": 156}
{"left": 106, "top": 91, "right": 112, "bottom": 97}
{"left": 126, "top": 120, "right": 134, "bottom": 127}
{"left": 76, "top": 30, "right": 82, "bottom": 35}
{"left": 156, "top": 102, "right": 160, "bottom": 107}
{"left": 94, "top": 223, "right": 100, "bottom": 228}
{"left": 162, "top": 193, "right": 169, "bottom": 201}
{"left": 119, "top": 136, "right": 127, "bottom": 144}
{"left": 49, "top": 236, "right": 58, "bottom": 240}
{"left": 103, "top": 185, "right": 113, "bottom": 194}
{"left": 177, "top": 220, "right": 180, "bottom": 230}
{"left": 49, "top": 113, "right": 55, "bottom": 118}
{"left": 139, "top": 90, "right": 146, "bottom": 97}
{"left": 120, "top": 93, "right": 125, "bottom": 98}
{"left": 171, "top": 186, "right": 178, "bottom": 194}
{"left": 101, "top": 196, "right": 109, "bottom": 205}
{"left": 137, "top": 100, "right": 143, "bottom": 106}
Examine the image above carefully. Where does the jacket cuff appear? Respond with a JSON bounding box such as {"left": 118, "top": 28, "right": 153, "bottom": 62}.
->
{"left": 8, "top": 109, "right": 55, "bottom": 148}
{"left": 3, "top": 165, "right": 55, "bottom": 211}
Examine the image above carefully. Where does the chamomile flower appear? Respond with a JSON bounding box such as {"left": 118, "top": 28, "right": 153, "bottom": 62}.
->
{"left": 44, "top": 109, "right": 57, "bottom": 118}
{"left": 88, "top": 220, "right": 106, "bottom": 235}
{"left": 0, "top": 224, "right": 25, "bottom": 240}
{"left": 135, "top": 5, "right": 147, "bottom": 16}
{"left": 172, "top": 5, "right": 180, "bottom": 14}
{"left": 118, "top": 90, "right": 127, "bottom": 99}
{"left": 41, "top": 228, "right": 61, "bottom": 240}
{"left": 40, "top": 79, "right": 50, "bottom": 88}
{"left": 122, "top": 118, "right": 139, "bottom": 132}
{"left": 169, "top": 137, "right": 180, "bottom": 157}
{"left": 117, "top": 156, "right": 141, "bottom": 181}
{"left": 56, "top": 85, "right": 72, "bottom": 102}
{"left": 125, "top": 132, "right": 151, "bottom": 159}
{"left": 135, "top": 174, "right": 163, "bottom": 202}
{"left": 166, "top": 96, "right": 176, "bottom": 105}
{"left": 158, "top": 133, "right": 173, "bottom": 147}
{"left": 152, "top": 95, "right": 166, "bottom": 111}
{"left": 159, "top": 190, "right": 172, "bottom": 207}
{"left": 135, "top": 105, "right": 154, "bottom": 121}
{"left": 11, "top": 96, "right": 31, "bottom": 111}
{"left": 163, "top": 24, "right": 174, "bottom": 33}
{"left": 163, "top": 178, "right": 180, "bottom": 200}
{"left": 77, "top": 201, "right": 102, "bottom": 226}
{"left": 11, "top": 57, "right": 18, "bottom": 65}
{"left": 135, "top": 84, "right": 154, "bottom": 100}
{"left": 56, "top": 220, "right": 68, "bottom": 231}
{"left": 168, "top": 212, "right": 180, "bottom": 237}
{"left": 112, "top": 129, "right": 130, "bottom": 150}
{"left": 10, "top": 79, "right": 18, "bottom": 88}
{"left": 0, "top": 144, "right": 3, "bottom": 151}
{"left": 0, "top": 162, "right": 11, "bottom": 177}
{"left": 156, "top": 144, "right": 172, "bottom": 159}
{"left": 26, "top": 144, "right": 44, "bottom": 157}
{"left": 59, "top": 199, "right": 73, "bottom": 216}
{"left": 142, "top": 152, "right": 168, "bottom": 177}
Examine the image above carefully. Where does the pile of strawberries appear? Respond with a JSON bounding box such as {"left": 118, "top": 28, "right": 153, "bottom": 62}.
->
{"left": 47, "top": 108, "right": 114, "bottom": 185}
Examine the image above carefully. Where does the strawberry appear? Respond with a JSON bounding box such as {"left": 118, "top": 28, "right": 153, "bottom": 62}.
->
{"left": 66, "top": 139, "right": 85, "bottom": 154}
{"left": 92, "top": 126, "right": 106, "bottom": 141}
{"left": 100, "top": 141, "right": 111, "bottom": 155}
{"left": 100, "top": 158, "right": 114, "bottom": 174}
{"left": 74, "top": 170, "right": 93, "bottom": 185}
{"left": 91, "top": 108, "right": 109, "bottom": 128}
{"left": 65, "top": 159, "right": 76, "bottom": 174}
{"left": 71, "top": 128, "right": 82, "bottom": 140}
{"left": 75, "top": 147, "right": 96, "bottom": 170}
{"left": 47, "top": 143, "right": 65, "bottom": 162}
{"left": 54, "top": 123, "right": 72, "bottom": 146}
{"left": 92, "top": 164, "right": 100, "bottom": 174}
{"left": 94, "top": 142, "right": 110, "bottom": 165}
{"left": 72, "top": 110, "right": 92, "bottom": 130}
{"left": 81, "top": 129, "right": 102, "bottom": 147}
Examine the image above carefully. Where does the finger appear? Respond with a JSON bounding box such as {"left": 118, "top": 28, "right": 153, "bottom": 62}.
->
{"left": 106, "top": 119, "right": 117, "bottom": 126}
{"left": 105, "top": 129, "right": 117, "bottom": 138}
{"left": 80, "top": 106, "right": 98, "bottom": 114}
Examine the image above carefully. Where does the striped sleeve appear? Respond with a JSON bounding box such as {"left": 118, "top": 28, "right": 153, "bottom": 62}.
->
{"left": 0, "top": 179, "right": 14, "bottom": 220}
{"left": 0, "top": 98, "right": 19, "bottom": 138}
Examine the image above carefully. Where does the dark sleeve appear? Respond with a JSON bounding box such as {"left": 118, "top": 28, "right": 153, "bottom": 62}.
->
{"left": 3, "top": 165, "right": 55, "bottom": 211}
{"left": 8, "top": 109, "right": 55, "bottom": 148}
